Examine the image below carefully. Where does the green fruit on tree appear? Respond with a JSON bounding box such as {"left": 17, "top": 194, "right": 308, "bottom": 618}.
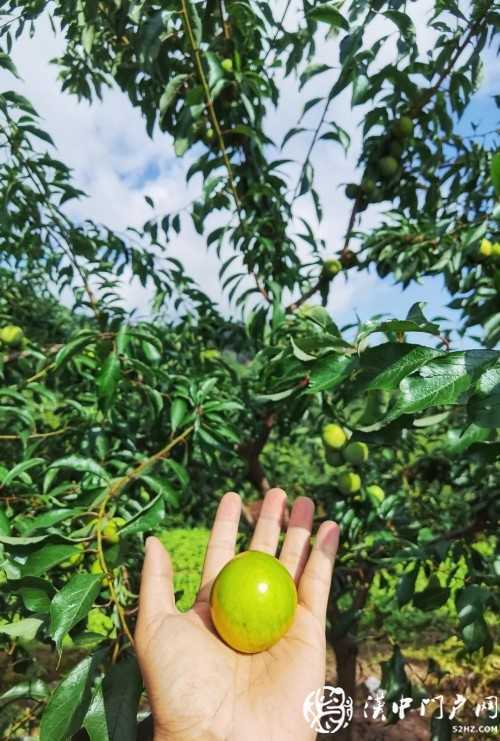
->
{"left": 479, "top": 239, "right": 492, "bottom": 257}
{"left": 322, "top": 423, "right": 347, "bottom": 450}
{"left": 200, "top": 348, "right": 221, "bottom": 361}
{"left": 90, "top": 559, "right": 113, "bottom": 586}
{"left": 361, "top": 177, "right": 376, "bottom": 196}
{"left": 221, "top": 58, "right": 233, "bottom": 72}
{"left": 87, "top": 607, "right": 115, "bottom": 636}
{"left": 378, "top": 156, "right": 399, "bottom": 179}
{"left": 345, "top": 183, "right": 360, "bottom": 200}
{"left": 391, "top": 116, "right": 413, "bottom": 139}
{"left": 60, "top": 543, "right": 85, "bottom": 569}
{"left": 492, "top": 242, "right": 500, "bottom": 259}
{"left": 342, "top": 441, "right": 369, "bottom": 465}
{"left": 101, "top": 517, "right": 126, "bottom": 544}
{"left": 322, "top": 259, "right": 342, "bottom": 279}
{"left": 366, "top": 484, "right": 385, "bottom": 503}
{"left": 0, "top": 325, "right": 24, "bottom": 347}
{"left": 338, "top": 471, "right": 361, "bottom": 495}
{"left": 210, "top": 550, "right": 297, "bottom": 653}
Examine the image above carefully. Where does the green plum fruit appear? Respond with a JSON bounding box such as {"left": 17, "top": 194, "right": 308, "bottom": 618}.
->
{"left": 342, "top": 441, "right": 369, "bottom": 465}
{"left": 391, "top": 116, "right": 413, "bottom": 139}
{"left": 322, "top": 423, "right": 347, "bottom": 450}
{"left": 210, "top": 550, "right": 297, "bottom": 653}
{"left": 338, "top": 471, "right": 361, "bottom": 495}
{"left": 0, "top": 325, "right": 24, "bottom": 347}
{"left": 378, "top": 156, "right": 399, "bottom": 179}
{"left": 345, "top": 183, "right": 360, "bottom": 200}
{"left": 322, "top": 259, "right": 342, "bottom": 279}
{"left": 101, "top": 517, "right": 126, "bottom": 544}
{"left": 366, "top": 484, "right": 385, "bottom": 503}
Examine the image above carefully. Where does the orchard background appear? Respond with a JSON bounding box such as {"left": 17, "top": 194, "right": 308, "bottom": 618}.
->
{"left": 0, "top": 1, "right": 499, "bottom": 739}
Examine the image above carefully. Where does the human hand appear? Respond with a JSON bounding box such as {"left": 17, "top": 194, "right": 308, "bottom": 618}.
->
{"left": 135, "top": 488, "right": 340, "bottom": 741}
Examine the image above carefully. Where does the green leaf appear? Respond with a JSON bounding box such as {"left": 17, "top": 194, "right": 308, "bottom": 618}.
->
{"left": 490, "top": 151, "right": 500, "bottom": 197}
{"left": 0, "top": 618, "right": 44, "bottom": 641}
{"left": 0, "top": 679, "right": 49, "bottom": 707}
{"left": 119, "top": 494, "right": 165, "bottom": 537}
{"left": 170, "top": 398, "right": 188, "bottom": 433}
{"left": 397, "top": 565, "right": 419, "bottom": 607}
{"left": 307, "top": 353, "right": 355, "bottom": 393}
{"left": 49, "top": 455, "right": 110, "bottom": 482}
{"left": 21, "top": 544, "right": 82, "bottom": 577}
{"left": 54, "top": 333, "right": 95, "bottom": 370}
{"left": 309, "top": 4, "right": 349, "bottom": 31}
{"left": 8, "top": 576, "right": 55, "bottom": 613}
{"left": 17, "top": 508, "right": 77, "bottom": 535}
{"left": 205, "top": 52, "right": 223, "bottom": 89}
{"left": 468, "top": 363, "right": 500, "bottom": 427}
{"left": 40, "top": 652, "right": 104, "bottom": 741}
{"left": 413, "top": 576, "right": 450, "bottom": 611}
{"left": 357, "top": 304, "right": 441, "bottom": 344}
{"left": 49, "top": 573, "right": 103, "bottom": 650}
{"left": 1, "top": 458, "right": 45, "bottom": 488}
{"left": 358, "top": 344, "right": 442, "bottom": 392}
{"left": 0, "top": 506, "right": 10, "bottom": 536}
{"left": 159, "top": 74, "right": 189, "bottom": 115}
{"left": 83, "top": 655, "right": 142, "bottom": 741}
{"left": 352, "top": 74, "right": 371, "bottom": 106}
{"left": 97, "top": 352, "right": 121, "bottom": 411}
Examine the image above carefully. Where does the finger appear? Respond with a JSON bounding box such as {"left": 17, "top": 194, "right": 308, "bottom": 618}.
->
{"left": 249, "top": 487, "right": 287, "bottom": 555}
{"left": 198, "top": 491, "right": 241, "bottom": 602}
{"left": 279, "top": 496, "right": 314, "bottom": 582}
{"left": 298, "top": 521, "right": 340, "bottom": 623}
{"left": 136, "top": 536, "right": 176, "bottom": 642}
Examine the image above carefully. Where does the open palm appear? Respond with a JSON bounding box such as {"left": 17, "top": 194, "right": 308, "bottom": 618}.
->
{"left": 135, "top": 489, "right": 340, "bottom": 741}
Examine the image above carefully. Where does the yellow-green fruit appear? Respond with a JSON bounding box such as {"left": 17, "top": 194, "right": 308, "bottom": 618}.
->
{"left": 90, "top": 560, "right": 112, "bottom": 586}
{"left": 0, "top": 325, "right": 24, "bottom": 347}
{"left": 325, "top": 449, "right": 343, "bottom": 467}
{"left": 60, "top": 543, "right": 85, "bottom": 569}
{"left": 200, "top": 348, "right": 220, "bottom": 361}
{"left": 391, "top": 116, "right": 413, "bottom": 139}
{"left": 338, "top": 471, "right": 361, "bottom": 495}
{"left": 479, "top": 239, "right": 492, "bottom": 257}
{"left": 366, "top": 484, "right": 385, "bottom": 503}
{"left": 342, "top": 441, "right": 369, "bottom": 465}
{"left": 87, "top": 607, "right": 115, "bottom": 636}
{"left": 322, "top": 424, "right": 347, "bottom": 450}
{"left": 322, "top": 259, "right": 342, "bottom": 279}
{"left": 378, "top": 156, "right": 399, "bottom": 179}
{"left": 492, "top": 242, "right": 500, "bottom": 259}
{"left": 210, "top": 551, "right": 297, "bottom": 653}
{"left": 221, "top": 58, "right": 233, "bottom": 72}
{"left": 101, "top": 517, "right": 126, "bottom": 544}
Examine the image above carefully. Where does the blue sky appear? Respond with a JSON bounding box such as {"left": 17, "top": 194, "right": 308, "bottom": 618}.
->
{"left": 0, "top": 4, "right": 498, "bottom": 348}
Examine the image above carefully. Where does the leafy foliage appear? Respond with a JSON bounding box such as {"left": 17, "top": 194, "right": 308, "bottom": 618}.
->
{"left": 0, "top": 0, "right": 498, "bottom": 738}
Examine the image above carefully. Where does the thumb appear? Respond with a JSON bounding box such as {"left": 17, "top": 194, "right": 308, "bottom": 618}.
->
{"left": 136, "top": 536, "right": 177, "bottom": 642}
